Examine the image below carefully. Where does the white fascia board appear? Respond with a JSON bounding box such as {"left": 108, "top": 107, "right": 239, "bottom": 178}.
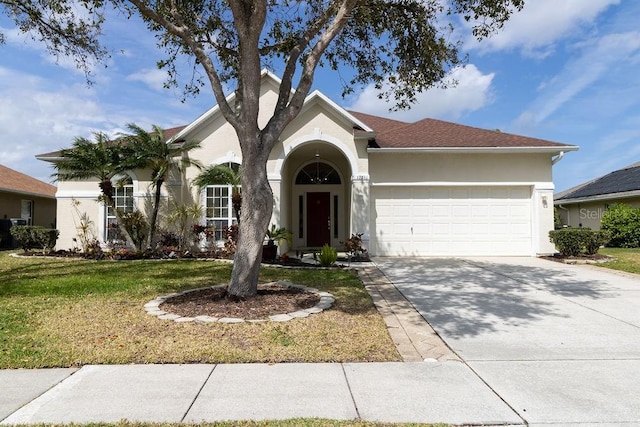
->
{"left": 0, "top": 188, "right": 56, "bottom": 199}
{"left": 35, "top": 155, "right": 64, "bottom": 163}
{"left": 169, "top": 69, "right": 287, "bottom": 143}
{"left": 554, "top": 190, "right": 640, "bottom": 205}
{"left": 354, "top": 131, "right": 377, "bottom": 140}
{"left": 303, "top": 90, "right": 375, "bottom": 133}
{"left": 370, "top": 181, "right": 551, "bottom": 187}
{"left": 168, "top": 96, "right": 233, "bottom": 144}
{"left": 367, "top": 146, "right": 579, "bottom": 154}
{"left": 55, "top": 190, "right": 101, "bottom": 198}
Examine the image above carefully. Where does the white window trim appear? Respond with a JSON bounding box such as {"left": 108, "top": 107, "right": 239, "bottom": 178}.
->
{"left": 103, "top": 174, "right": 136, "bottom": 243}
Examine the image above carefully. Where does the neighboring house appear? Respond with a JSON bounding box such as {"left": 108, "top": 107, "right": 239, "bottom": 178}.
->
{"left": 554, "top": 162, "right": 640, "bottom": 229}
{"left": 38, "top": 71, "right": 577, "bottom": 256}
{"left": 0, "top": 164, "right": 57, "bottom": 248}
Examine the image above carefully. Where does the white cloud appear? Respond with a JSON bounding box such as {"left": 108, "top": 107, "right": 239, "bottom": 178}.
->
{"left": 0, "top": 67, "right": 110, "bottom": 182}
{"left": 127, "top": 68, "right": 168, "bottom": 92}
{"left": 346, "top": 65, "right": 494, "bottom": 122}
{"left": 514, "top": 31, "right": 640, "bottom": 128}
{"left": 466, "top": 0, "right": 620, "bottom": 56}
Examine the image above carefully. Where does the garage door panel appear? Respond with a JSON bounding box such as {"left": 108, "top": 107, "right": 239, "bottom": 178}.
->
{"left": 373, "top": 186, "right": 532, "bottom": 256}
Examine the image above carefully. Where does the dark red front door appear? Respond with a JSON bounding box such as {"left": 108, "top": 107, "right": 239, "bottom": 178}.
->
{"left": 307, "top": 192, "right": 330, "bottom": 247}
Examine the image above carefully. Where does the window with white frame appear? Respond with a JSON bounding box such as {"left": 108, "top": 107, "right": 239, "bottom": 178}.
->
{"left": 204, "top": 162, "right": 240, "bottom": 241}
{"left": 105, "top": 176, "right": 134, "bottom": 242}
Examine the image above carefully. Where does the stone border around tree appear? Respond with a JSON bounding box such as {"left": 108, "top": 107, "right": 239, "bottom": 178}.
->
{"left": 144, "top": 280, "right": 335, "bottom": 323}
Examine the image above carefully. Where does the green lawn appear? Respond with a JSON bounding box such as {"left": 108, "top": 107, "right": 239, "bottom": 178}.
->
{"left": 598, "top": 247, "right": 640, "bottom": 274}
{"left": 0, "top": 251, "right": 399, "bottom": 368}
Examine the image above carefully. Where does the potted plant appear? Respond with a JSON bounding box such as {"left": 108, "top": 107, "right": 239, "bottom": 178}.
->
{"left": 263, "top": 225, "right": 293, "bottom": 261}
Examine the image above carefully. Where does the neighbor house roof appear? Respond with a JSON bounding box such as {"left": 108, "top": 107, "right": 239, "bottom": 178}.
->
{"left": 351, "top": 111, "right": 572, "bottom": 150}
{"left": 555, "top": 162, "right": 640, "bottom": 203}
{"left": 0, "top": 164, "right": 57, "bottom": 198}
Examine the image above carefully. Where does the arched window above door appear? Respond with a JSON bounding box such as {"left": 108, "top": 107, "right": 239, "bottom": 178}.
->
{"left": 295, "top": 161, "right": 341, "bottom": 185}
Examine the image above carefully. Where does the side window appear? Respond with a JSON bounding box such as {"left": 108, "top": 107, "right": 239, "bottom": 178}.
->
{"left": 21, "top": 200, "right": 33, "bottom": 225}
{"left": 204, "top": 162, "right": 241, "bottom": 240}
{"left": 105, "top": 176, "right": 134, "bottom": 242}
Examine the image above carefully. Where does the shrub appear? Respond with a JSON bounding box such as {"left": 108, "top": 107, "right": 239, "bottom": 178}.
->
{"left": 548, "top": 228, "right": 610, "bottom": 257}
{"left": 601, "top": 204, "right": 640, "bottom": 248}
{"left": 10, "top": 225, "right": 59, "bottom": 254}
{"left": 342, "top": 233, "right": 368, "bottom": 260}
{"left": 584, "top": 230, "right": 611, "bottom": 255}
{"left": 120, "top": 210, "right": 149, "bottom": 250}
{"left": 222, "top": 225, "right": 239, "bottom": 256}
{"left": 318, "top": 244, "right": 337, "bottom": 266}
{"left": 158, "top": 231, "right": 179, "bottom": 248}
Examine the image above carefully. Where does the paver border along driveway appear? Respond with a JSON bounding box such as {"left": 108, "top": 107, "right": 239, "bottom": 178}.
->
{"left": 374, "top": 257, "right": 640, "bottom": 426}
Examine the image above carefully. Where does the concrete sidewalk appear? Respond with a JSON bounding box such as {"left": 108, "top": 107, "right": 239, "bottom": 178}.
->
{"left": 1, "top": 362, "right": 524, "bottom": 425}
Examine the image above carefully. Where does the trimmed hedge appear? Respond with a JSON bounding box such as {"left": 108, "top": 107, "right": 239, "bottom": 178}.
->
{"left": 601, "top": 203, "right": 640, "bottom": 248}
{"left": 549, "top": 228, "right": 610, "bottom": 257}
{"left": 10, "top": 225, "right": 60, "bottom": 254}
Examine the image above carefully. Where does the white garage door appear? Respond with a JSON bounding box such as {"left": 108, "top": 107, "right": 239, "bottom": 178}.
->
{"left": 372, "top": 186, "right": 532, "bottom": 256}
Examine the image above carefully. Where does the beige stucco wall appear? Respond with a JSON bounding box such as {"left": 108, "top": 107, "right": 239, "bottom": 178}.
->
{"left": 556, "top": 197, "right": 640, "bottom": 230}
{"left": 0, "top": 192, "right": 56, "bottom": 227}
{"left": 368, "top": 152, "right": 551, "bottom": 183}
{"left": 54, "top": 170, "right": 165, "bottom": 250}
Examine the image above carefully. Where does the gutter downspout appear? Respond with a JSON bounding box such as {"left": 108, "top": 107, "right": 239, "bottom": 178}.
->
{"left": 552, "top": 151, "right": 565, "bottom": 165}
{"left": 557, "top": 204, "right": 570, "bottom": 227}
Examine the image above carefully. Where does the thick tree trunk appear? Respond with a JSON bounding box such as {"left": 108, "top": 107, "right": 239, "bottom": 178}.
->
{"left": 227, "top": 146, "right": 272, "bottom": 297}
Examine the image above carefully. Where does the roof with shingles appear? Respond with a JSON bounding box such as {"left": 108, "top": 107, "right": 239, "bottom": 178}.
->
{"left": 37, "top": 108, "right": 572, "bottom": 163}
{"left": 556, "top": 162, "right": 640, "bottom": 201}
{"left": 36, "top": 125, "right": 188, "bottom": 159}
{"left": 351, "top": 111, "right": 569, "bottom": 148}
{"left": 0, "top": 164, "right": 56, "bottom": 198}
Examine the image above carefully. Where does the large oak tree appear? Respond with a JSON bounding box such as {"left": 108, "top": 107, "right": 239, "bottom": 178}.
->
{"left": 3, "top": 0, "right": 524, "bottom": 297}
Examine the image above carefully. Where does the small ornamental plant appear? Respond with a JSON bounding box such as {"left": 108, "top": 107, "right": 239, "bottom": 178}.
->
{"left": 318, "top": 244, "right": 337, "bottom": 266}
{"left": 342, "top": 233, "right": 368, "bottom": 260}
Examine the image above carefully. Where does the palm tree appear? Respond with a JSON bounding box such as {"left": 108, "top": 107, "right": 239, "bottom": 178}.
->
{"left": 53, "top": 132, "right": 138, "bottom": 248}
{"left": 122, "top": 123, "right": 202, "bottom": 249}
{"left": 193, "top": 163, "right": 242, "bottom": 224}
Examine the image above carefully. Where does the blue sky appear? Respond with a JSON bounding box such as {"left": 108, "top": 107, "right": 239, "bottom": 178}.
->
{"left": 0, "top": 0, "right": 638, "bottom": 193}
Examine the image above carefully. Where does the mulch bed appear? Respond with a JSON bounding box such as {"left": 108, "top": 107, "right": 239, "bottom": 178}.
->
{"left": 161, "top": 283, "right": 321, "bottom": 320}
{"left": 542, "top": 253, "right": 613, "bottom": 264}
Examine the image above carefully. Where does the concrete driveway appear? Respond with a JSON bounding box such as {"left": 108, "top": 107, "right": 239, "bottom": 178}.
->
{"left": 374, "top": 257, "right": 640, "bottom": 426}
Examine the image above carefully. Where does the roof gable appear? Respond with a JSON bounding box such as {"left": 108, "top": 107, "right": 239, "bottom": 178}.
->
{"left": 0, "top": 164, "right": 56, "bottom": 198}
{"left": 173, "top": 71, "right": 371, "bottom": 142}
{"left": 557, "top": 163, "right": 640, "bottom": 201}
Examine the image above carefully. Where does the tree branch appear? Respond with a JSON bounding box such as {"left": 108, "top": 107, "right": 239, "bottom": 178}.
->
{"left": 126, "top": 0, "right": 240, "bottom": 128}
{"left": 265, "top": 0, "right": 358, "bottom": 139}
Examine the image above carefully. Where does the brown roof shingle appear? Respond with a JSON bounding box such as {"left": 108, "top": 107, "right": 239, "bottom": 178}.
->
{"left": 36, "top": 125, "right": 189, "bottom": 160}
{"left": 352, "top": 111, "right": 569, "bottom": 149}
{"left": 0, "top": 164, "right": 56, "bottom": 198}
